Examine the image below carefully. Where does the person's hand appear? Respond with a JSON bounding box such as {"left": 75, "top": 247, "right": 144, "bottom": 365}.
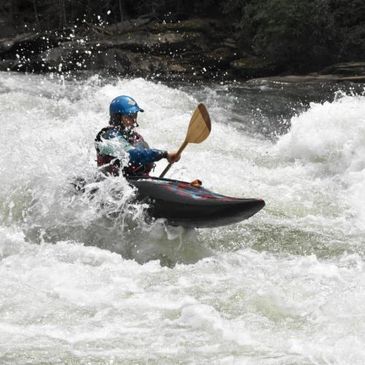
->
{"left": 167, "top": 151, "right": 181, "bottom": 163}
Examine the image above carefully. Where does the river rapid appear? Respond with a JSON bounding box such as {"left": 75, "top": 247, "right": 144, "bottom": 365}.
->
{"left": 1, "top": 72, "right": 365, "bottom": 364}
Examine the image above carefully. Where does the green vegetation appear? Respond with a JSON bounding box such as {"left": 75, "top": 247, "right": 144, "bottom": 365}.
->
{"left": 0, "top": 0, "right": 363, "bottom": 72}
{"left": 0, "top": 0, "right": 220, "bottom": 31}
{"left": 223, "top": 0, "right": 365, "bottom": 71}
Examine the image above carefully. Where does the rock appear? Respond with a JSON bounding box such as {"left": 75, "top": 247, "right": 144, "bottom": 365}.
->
{"left": 168, "top": 63, "right": 187, "bottom": 73}
{"left": 320, "top": 62, "right": 365, "bottom": 76}
{"left": 222, "top": 38, "right": 237, "bottom": 49}
{"left": 206, "top": 47, "right": 237, "bottom": 66}
{"left": 0, "top": 59, "right": 16, "bottom": 71}
{"left": 230, "top": 57, "right": 276, "bottom": 78}
{"left": 148, "top": 18, "right": 223, "bottom": 34}
{"left": 4, "top": 17, "right": 362, "bottom": 83}
{"left": 92, "top": 31, "right": 202, "bottom": 53}
{"left": 0, "top": 17, "right": 232, "bottom": 80}
{"left": 250, "top": 74, "right": 365, "bottom": 84}
{"left": 39, "top": 44, "right": 90, "bottom": 72}
{"left": 92, "top": 48, "right": 130, "bottom": 74}
{"left": 102, "top": 18, "right": 152, "bottom": 35}
{"left": 251, "top": 62, "right": 365, "bottom": 83}
{"left": 0, "top": 33, "right": 37, "bottom": 53}
{"left": 0, "top": 32, "right": 58, "bottom": 56}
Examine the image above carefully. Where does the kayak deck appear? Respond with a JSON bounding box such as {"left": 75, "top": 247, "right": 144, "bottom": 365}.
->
{"left": 128, "top": 176, "right": 265, "bottom": 228}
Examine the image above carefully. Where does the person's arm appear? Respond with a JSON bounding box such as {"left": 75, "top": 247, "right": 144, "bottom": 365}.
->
{"left": 128, "top": 148, "right": 167, "bottom": 165}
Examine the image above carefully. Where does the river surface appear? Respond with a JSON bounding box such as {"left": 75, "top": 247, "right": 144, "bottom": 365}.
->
{"left": 1, "top": 72, "right": 365, "bottom": 364}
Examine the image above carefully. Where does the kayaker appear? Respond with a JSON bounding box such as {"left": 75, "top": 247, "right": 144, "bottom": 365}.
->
{"left": 95, "top": 95, "right": 180, "bottom": 177}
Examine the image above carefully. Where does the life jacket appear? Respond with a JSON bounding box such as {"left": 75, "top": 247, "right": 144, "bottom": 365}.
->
{"left": 95, "top": 126, "right": 154, "bottom": 177}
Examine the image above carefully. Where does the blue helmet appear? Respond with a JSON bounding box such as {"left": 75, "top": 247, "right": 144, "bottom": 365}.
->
{"left": 109, "top": 95, "right": 144, "bottom": 116}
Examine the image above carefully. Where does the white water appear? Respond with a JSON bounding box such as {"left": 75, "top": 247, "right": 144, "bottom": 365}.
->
{"left": 1, "top": 72, "right": 365, "bottom": 364}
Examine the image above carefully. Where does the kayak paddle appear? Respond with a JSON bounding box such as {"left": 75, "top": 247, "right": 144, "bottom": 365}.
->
{"left": 159, "top": 103, "right": 211, "bottom": 178}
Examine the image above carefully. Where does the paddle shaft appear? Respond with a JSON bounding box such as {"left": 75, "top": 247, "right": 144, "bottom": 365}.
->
{"left": 159, "top": 141, "right": 188, "bottom": 178}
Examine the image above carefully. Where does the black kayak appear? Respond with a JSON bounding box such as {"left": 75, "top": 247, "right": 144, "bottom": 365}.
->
{"left": 127, "top": 176, "right": 265, "bottom": 228}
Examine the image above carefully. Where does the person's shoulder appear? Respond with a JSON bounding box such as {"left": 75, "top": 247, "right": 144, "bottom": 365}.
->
{"left": 96, "top": 126, "right": 123, "bottom": 141}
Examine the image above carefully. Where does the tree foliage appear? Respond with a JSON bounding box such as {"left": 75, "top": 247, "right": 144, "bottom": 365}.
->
{"left": 245, "top": 0, "right": 335, "bottom": 69}
{"left": 0, "top": 0, "right": 363, "bottom": 71}
{"left": 223, "top": 0, "right": 364, "bottom": 70}
{"left": 0, "top": 0, "right": 221, "bottom": 32}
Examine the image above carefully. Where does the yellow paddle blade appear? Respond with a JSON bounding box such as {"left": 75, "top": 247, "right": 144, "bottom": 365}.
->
{"left": 159, "top": 103, "right": 211, "bottom": 178}
{"left": 185, "top": 103, "right": 211, "bottom": 144}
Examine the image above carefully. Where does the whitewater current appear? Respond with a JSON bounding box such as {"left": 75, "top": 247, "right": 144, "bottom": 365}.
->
{"left": 1, "top": 72, "right": 365, "bottom": 364}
